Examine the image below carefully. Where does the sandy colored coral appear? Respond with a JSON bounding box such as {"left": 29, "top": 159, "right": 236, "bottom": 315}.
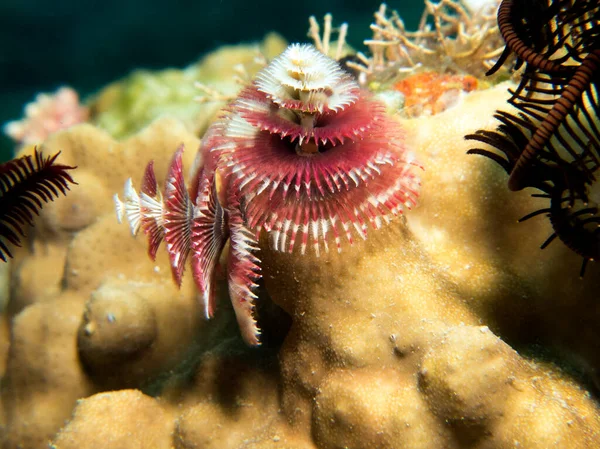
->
{"left": 259, "top": 215, "right": 600, "bottom": 448}
{"left": 50, "top": 390, "right": 174, "bottom": 449}
{"left": 49, "top": 355, "right": 314, "bottom": 449}
{"left": 1, "top": 118, "right": 240, "bottom": 448}
{"left": 420, "top": 326, "right": 600, "bottom": 447}
{"left": 1, "top": 43, "right": 600, "bottom": 449}
{"left": 403, "top": 83, "right": 600, "bottom": 376}
{"left": 2, "top": 292, "right": 96, "bottom": 449}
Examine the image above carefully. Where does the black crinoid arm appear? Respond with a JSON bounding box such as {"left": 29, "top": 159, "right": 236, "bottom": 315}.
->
{"left": 466, "top": 0, "right": 600, "bottom": 276}
{"left": 0, "top": 149, "right": 77, "bottom": 261}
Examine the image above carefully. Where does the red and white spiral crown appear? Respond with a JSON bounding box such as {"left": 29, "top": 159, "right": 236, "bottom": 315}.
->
{"left": 208, "top": 43, "right": 421, "bottom": 255}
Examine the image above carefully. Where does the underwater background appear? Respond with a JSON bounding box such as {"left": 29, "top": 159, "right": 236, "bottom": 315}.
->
{"left": 0, "top": 0, "right": 423, "bottom": 162}
{"left": 4, "top": 0, "right": 600, "bottom": 446}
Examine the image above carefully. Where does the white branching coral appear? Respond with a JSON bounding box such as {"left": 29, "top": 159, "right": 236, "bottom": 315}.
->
{"left": 308, "top": 13, "right": 349, "bottom": 61}
{"left": 346, "top": 0, "right": 506, "bottom": 85}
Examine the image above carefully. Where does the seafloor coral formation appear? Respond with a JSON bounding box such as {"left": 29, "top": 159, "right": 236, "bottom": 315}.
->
{"left": 3, "top": 87, "right": 89, "bottom": 146}
{"left": 1, "top": 1, "right": 600, "bottom": 448}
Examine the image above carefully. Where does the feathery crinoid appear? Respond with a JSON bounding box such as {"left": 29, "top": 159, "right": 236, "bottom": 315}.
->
{"left": 115, "top": 43, "right": 421, "bottom": 345}
{"left": 487, "top": 0, "right": 571, "bottom": 78}
{"left": 467, "top": 0, "right": 600, "bottom": 276}
{"left": 487, "top": 0, "right": 599, "bottom": 190}
{"left": 0, "top": 149, "right": 76, "bottom": 261}
{"left": 208, "top": 43, "right": 421, "bottom": 256}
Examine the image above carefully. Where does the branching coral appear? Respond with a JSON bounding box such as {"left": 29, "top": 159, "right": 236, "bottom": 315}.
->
{"left": 307, "top": 13, "right": 349, "bottom": 61}
{"left": 347, "top": 0, "right": 506, "bottom": 86}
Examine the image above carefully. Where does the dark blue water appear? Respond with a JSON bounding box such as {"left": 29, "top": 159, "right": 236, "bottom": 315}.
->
{"left": 0, "top": 0, "right": 423, "bottom": 161}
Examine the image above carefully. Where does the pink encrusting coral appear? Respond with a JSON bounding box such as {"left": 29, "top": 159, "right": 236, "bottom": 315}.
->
{"left": 114, "top": 43, "right": 421, "bottom": 345}
{"left": 3, "top": 87, "right": 89, "bottom": 145}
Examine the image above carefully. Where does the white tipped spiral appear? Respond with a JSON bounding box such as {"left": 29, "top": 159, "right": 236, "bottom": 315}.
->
{"left": 255, "top": 43, "right": 359, "bottom": 112}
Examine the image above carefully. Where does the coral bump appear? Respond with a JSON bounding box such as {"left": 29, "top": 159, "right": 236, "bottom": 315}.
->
{"left": 115, "top": 43, "right": 421, "bottom": 345}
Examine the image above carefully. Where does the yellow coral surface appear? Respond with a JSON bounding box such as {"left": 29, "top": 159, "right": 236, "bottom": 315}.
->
{"left": 1, "top": 63, "right": 600, "bottom": 449}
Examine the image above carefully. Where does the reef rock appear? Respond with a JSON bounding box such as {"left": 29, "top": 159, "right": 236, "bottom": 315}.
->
{"left": 1, "top": 66, "right": 600, "bottom": 449}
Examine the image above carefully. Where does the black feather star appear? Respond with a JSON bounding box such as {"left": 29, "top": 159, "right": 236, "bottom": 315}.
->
{"left": 466, "top": 0, "right": 600, "bottom": 277}
{"left": 0, "top": 149, "right": 76, "bottom": 261}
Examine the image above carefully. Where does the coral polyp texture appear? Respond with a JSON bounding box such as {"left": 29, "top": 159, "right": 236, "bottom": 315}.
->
{"left": 115, "top": 43, "right": 421, "bottom": 345}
